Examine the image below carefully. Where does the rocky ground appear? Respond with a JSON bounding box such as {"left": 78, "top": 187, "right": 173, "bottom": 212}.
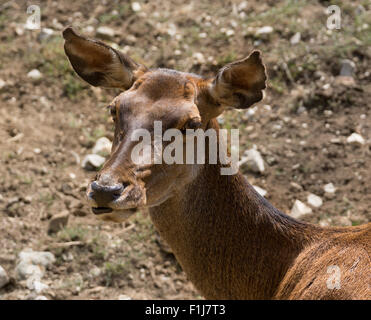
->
{"left": 0, "top": 0, "right": 370, "bottom": 300}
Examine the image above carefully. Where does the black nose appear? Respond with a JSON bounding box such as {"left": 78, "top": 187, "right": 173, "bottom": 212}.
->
{"left": 90, "top": 181, "right": 124, "bottom": 206}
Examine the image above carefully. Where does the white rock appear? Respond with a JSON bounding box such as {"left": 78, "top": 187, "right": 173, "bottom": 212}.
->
{"left": 239, "top": 149, "right": 265, "bottom": 173}
{"left": 256, "top": 26, "right": 273, "bottom": 35}
{"left": 40, "top": 96, "right": 51, "bottom": 109}
{"left": 290, "top": 32, "right": 301, "bottom": 45}
{"left": 96, "top": 26, "right": 115, "bottom": 39}
{"left": 52, "top": 18, "right": 63, "bottom": 30}
{"left": 307, "top": 193, "right": 323, "bottom": 208}
{"left": 131, "top": 2, "right": 141, "bottom": 12}
{"left": 225, "top": 29, "right": 235, "bottom": 36}
{"left": 18, "top": 250, "right": 55, "bottom": 267}
{"left": 0, "top": 266, "right": 9, "bottom": 288}
{"left": 15, "top": 26, "right": 24, "bottom": 36}
{"left": 0, "top": 79, "right": 6, "bottom": 89}
{"left": 245, "top": 106, "right": 257, "bottom": 119}
{"left": 83, "top": 25, "right": 95, "bottom": 34}
{"left": 323, "top": 183, "right": 336, "bottom": 194}
{"left": 238, "top": 1, "right": 248, "bottom": 11}
{"left": 82, "top": 154, "right": 106, "bottom": 170}
{"left": 192, "top": 52, "right": 205, "bottom": 64}
{"left": 92, "top": 137, "right": 112, "bottom": 155}
{"left": 252, "top": 185, "right": 267, "bottom": 197}
{"left": 27, "top": 278, "right": 49, "bottom": 293}
{"left": 346, "top": 133, "right": 365, "bottom": 145}
{"left": 69, "top": 173, "right": 76, "bottom": 179}
{"left": 34, "top": 295, "right": 48, "bottom": 300}
{"left": 38, "top": 28, "right": 55, "bottom": 41}
{"left": 90, "top": 266, "right": 101, "bottom": 277}
{"left": 27, "top": 69, "right": 42, "bottom": 80}
{"left": 167, "top": 23, "right": 177, "bottom": 37}
{"left": 340, "top": 59, "right": 355, "bottom": 77}
{"left": 290, "top": 200, "right": 312, "bottom": 219}
{"left": 16, "top": 261, "right": 44, "bottom": 280}
{"left": 118, "top": 294, "right": 132, "bottom": 300}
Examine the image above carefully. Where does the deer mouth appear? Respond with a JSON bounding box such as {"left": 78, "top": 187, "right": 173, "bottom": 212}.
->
{"left": 91, "top": 208, "right": 138, "bottom": 223}
{"left": 92, "top": 207, "right": 113, "bottom": 215}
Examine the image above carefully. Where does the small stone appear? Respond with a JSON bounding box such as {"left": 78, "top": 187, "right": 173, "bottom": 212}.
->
{"left": 256, "top": 26, "right": 273, "bottom": 35}
{"left": 340, "top": 59, "right": 355, "bottom": 77}
{"left": 238, "top": 1, "right": 248, "bottom": 11}
{"left": 290, "top": 200, "right": 312, "bottom": 219}
{"left": 83, "top": 25, "right": 95, "bottom": 34}
{"left": 333, "top": 216, "right": 352, "bottom": 227}
{"left": 27, "top": 69, "right": 42, "bottom": 80}
{"left": 0, "top": 266, "right": 9, "bottom": 288}
{"left": 92, "top": 137, "right": 112, "bottom": 156}
{"left": 69, "top": 173, "right": 76, "bottom": 179}
{"left": 355, "top": 5, "right": 366, "bottom": 15}
{"left": 48, "top": 211, "right": 69, "bottom": 234}
{"left": 225, "top": 29, "right": 235, "bottom": 36}
{"left": 192, "top": 52, "right": 205, "bottom": 64}
{"left": 82, "top": 154, "right": 106, "bottom": 171}
{"left": 334, "top": 76, "right": 355, "bottom": 87}
{"left": 118, "top": 294, "right": 132, "bottom": 300}
{"left": 38, "top": 28, "right": 54, "bottom": 41}
{"left": 346, "top": 133, "right": 365, "bottom": 145}
{"left": 19, "top": 250, "right": 55, "bottom": 268}
{"left": 27, "top": 278, "right": 49, "bottom": 293}
{"left": 52, "top": 18, "right": 63, "bottom": 30}
{"left": 90, "top": 266, "right": 101, "bottom": 277}
{"left": 34, "top": 295, "right": 48, "bottom": 300}
{"left": 307, "top": 194, "right": 323, "bottom": 208}
{"left": 131, "top": 2, "right": 141, "bottom": 12}
{"left": 319, "top": 218, "right": 331, "bottom": 227}
{"left": 16, "top": 261, "right": 44, "bottom": 280}
{"left": 290, "top": 32, "right": 301, "bottom": 45}
{"left": 239, "top": 148, "right": 265, "bottom": 174}
{"left": 62, "top": 252, "right": 74, "bottom": 262}
{"left": 96, "top": 26, "right": 116, "bottom": 40}
{"left": 323, "top": 183, "right": 336, "bottom": 194}
{"left": 245, "top": 106, "right": 257, "bottom": 119}
{"left": 0, "top": 79, "right": 6, "bottom": 90}
{"left": 252, "top": 185, "right": 267, "bottom": 197}
{"left": 15, "top": 26, "right": 24, "bottom": 36}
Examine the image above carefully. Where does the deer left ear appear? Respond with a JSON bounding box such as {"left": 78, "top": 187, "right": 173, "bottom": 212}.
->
{"left": 209, "top": 51, "right": 267, "bottom": 109}
{"left": 63, "top": 27, "right": 146, "bottom": 90}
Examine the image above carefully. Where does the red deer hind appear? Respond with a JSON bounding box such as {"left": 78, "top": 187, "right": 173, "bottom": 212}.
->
{"left": 63, "top": 27, "right": 371, "bottom": 300}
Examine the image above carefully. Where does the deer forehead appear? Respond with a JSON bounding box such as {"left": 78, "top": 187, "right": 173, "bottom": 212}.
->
{"left": 112, "top": 70, "right": 200, "bottom": 123}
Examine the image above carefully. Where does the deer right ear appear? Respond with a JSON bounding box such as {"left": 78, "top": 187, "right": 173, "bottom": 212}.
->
{"left": 63, "top": 27, "right": 146, "bottom": 89}
{"left": 208, "top": 51, "right": 267, "bottom": 109}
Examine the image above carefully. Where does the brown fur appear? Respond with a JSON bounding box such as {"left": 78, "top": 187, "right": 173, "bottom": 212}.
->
{"left": 63, "top": 28, "right": 371, "bottom": 300}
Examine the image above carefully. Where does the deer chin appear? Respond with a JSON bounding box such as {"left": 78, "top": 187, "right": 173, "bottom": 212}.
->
{"left": 94, "top": 208, "right": 137, "bottom": 223}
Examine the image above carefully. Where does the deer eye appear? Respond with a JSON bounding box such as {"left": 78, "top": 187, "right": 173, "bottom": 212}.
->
{"left": 107, "top": 104, "right": 117, "bottom": 120}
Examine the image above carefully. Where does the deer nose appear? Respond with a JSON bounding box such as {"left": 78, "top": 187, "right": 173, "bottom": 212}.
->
{"left": 90, "top": 181, "right": 124, "bottom": 207}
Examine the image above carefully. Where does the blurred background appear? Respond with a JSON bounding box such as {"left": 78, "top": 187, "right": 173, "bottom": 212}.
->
{"left": 0, "top": 0, "right": 370, "bottom": 299}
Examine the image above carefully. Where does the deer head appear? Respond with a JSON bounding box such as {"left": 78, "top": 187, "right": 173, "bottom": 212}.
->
{"left": 63, "top": 27, "right": 266, "bottom": 223}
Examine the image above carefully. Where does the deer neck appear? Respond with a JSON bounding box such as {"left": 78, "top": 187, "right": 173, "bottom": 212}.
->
{"left": 149, "top": 122, "right": 319, "bottom": 300}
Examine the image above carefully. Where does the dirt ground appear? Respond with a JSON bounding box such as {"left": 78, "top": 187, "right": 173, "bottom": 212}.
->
{"left": 0, "top": 0, "right": 370, "bottom": 300}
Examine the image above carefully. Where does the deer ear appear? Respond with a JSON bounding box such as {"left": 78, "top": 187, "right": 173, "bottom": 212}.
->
{"left": 62, "top": 27, "right": 146, "bottom": 89}
{"left": 209, "top": 51, "right": 267, "bottom": 109}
